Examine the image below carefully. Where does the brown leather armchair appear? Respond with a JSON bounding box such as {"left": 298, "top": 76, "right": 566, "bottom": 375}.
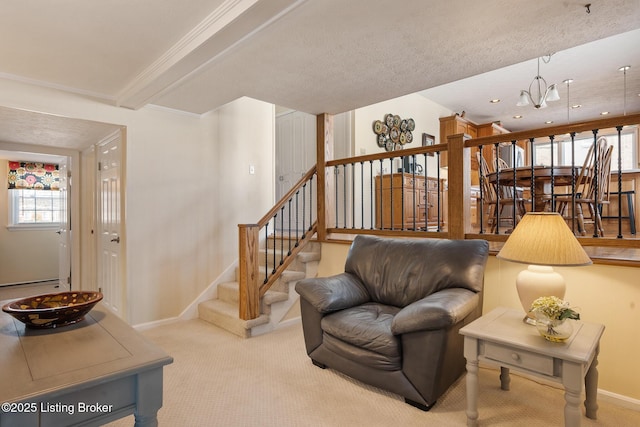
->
{"left": 295, "top": 235, "right": 489, "bottom": 411}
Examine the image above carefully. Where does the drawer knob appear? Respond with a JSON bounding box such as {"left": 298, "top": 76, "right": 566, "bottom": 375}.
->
{"left": 511, "top": 353, "right": 520, "bottom": 361}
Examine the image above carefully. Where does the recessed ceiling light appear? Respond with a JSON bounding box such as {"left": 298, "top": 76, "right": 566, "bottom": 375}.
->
{"left": 571, "top": 104, "right": 582, "bottom": 109}
{"left": 601, "top": 111, "right": 610, "bottom": 116}
{"left": 545, "top": 120, "right": 554, "bottom": 124}
{"left": 513, "top": 115, "right": 523, "bottom": 119}
{"left": 490, "top": 99, "right": 500, "bottom": 103}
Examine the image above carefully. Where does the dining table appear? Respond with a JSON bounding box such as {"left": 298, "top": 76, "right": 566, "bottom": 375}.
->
{"left": 486, "top": 165, "right": 583, "bottom": 212}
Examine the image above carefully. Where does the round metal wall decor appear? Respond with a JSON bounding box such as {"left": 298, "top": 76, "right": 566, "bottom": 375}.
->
{"left": 373, "top": 114, "right": 415, "bottom": 151}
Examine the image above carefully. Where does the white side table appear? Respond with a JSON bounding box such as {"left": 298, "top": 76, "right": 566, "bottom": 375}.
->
{"left": 0, "top": 303, "right": 173, "bottom": 427}
{"left": 460, "top": 307, "right": 605, "bottom": 427}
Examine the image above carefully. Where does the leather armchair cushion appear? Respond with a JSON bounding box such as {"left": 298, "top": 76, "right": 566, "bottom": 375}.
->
{"left": 392, "top": 289, "right": 480, "bottom": 335}
{"left": 321, "top": 302, "right": 401, "bottom": 366}
{"left": 345, "top": 235, "right": 489, "bottom": 308}
{"left": 322, "top": 333, "right": 402, "bottom": 371}
{"left": 295, "top": 273, "right": 370, "bottom": 314}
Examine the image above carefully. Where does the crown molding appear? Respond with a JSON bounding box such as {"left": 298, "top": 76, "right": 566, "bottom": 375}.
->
{"left": 116, "top": 0, "right": 308, "bottom": 112}
{"left": 0, "top": 72, "right": 116, "bottom": 104}
{"left": 144, "top": 103, "right": 203, "bottom": 119}
{"left": 115, "top": 0, "right": 258, "bottom": 110}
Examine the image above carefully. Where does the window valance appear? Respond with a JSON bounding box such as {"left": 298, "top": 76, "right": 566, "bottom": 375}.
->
{"left": 7, "top": 161, "right": 60, "bottom": 191}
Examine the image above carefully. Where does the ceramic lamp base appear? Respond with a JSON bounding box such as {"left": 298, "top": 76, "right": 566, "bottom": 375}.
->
{"left": 516, "top": 265, "right": 566, "bottom": 324}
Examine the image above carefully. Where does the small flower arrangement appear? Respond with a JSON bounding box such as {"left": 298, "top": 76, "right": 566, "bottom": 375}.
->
{"left": 530, "top": 296, "right": 580, "bottom": 321}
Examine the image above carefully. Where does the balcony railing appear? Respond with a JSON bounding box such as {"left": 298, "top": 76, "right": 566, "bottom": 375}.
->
{"left": 466, "top": 113, "right": 640, "bottom": 246}
{"left": 315, "top": 113, "right": 640, "bottom": 247}
{"left": 326, "top": 146, "right": 447, "bottom": 237}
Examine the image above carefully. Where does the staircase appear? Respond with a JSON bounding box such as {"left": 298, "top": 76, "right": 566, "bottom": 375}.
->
{"left": 198, "top": 236, "right": 320, "bottom": 338}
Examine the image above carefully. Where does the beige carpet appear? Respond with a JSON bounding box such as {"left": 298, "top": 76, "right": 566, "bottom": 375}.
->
{"left": 106, "top": 319, "right": 639, "bottom": 427}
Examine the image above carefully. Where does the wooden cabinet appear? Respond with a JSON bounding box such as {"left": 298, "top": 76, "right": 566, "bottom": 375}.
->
{"left": 439, "top": 115, "right": 477, "bottom": 143}
{"left": 439, "top": 115, "right": 477, "bottom": 168}
{"left": 374, "top": 173, "right": 445, "bottom": 230}
{"left": 440, "top": 115, "right": 523, "bottom": 185}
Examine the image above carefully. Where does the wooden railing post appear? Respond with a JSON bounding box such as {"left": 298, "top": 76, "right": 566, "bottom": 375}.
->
{"left": 316, "top": 113, "right": 334, "bottom": 241}
{"left": 447, "top": 134, "right": 472, "bottom": 239}
{"left": 238, "top": 224, "right": 260, "bottom": 320}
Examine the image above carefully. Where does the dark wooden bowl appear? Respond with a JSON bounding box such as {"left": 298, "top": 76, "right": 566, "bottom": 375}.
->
{"left": 2, "top": 291, "right": 103, "bottom": 329}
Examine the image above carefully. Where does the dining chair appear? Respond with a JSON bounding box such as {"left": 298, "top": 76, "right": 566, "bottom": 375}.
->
{"left": 497, "top": 157, "right": 510, "bottom": 170}
{"left": 553, "top": 137, "right": 613, "bottom": 236}
{"left": 476, "top": 152, "right": 528, "bottom": 233}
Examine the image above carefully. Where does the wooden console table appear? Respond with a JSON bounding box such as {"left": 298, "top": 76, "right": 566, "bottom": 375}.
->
{"left": 460, "top": 307, "right": 605, "bottom": 427}
{"left": 0, "top": 303, "right": 173, "bottom": 427}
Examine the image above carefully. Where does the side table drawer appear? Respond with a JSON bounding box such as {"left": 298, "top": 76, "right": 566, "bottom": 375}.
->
{"left": 483, "top": 342, "right": 554, "bottom": 376}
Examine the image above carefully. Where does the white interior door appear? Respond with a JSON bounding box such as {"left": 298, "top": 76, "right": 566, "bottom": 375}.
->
{"left": 97, "top": 132, "right": 124, "bottom": 318}
{"left": 276, "top": 111, "right": 316, "bottom": 198}
{"left": 57, "top": 158, "right": 71, "bottom": 289}
{"left": 276, "top": 111, "right": 316, "bottom": 232}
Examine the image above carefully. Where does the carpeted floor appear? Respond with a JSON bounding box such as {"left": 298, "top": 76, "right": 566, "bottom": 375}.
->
{"left": 106, "top": 319, "right": 639, "bottom": 427}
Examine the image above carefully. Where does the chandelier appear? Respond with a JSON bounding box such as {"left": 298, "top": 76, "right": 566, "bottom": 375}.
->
{"left": 517, "top": 56, "right": 560, "bottom": 109}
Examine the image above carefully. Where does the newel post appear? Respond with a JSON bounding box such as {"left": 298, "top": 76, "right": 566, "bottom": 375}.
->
{"left": 446, "top": 134, "right": 472, "bottom": 239}
{"left": 316, "top": 113, "right": 334, "bottom": 241}
{"left": 238, "top": 224, "right": 260, "bottom": 320}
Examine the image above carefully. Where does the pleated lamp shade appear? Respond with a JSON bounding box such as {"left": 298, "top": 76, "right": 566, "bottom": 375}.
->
{"left": 497, "top": 212, "right": 592, "bottom": 266}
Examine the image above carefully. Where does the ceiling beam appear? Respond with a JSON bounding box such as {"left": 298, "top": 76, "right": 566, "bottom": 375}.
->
{"left": 116, "top": 0, "right": 307, "bottom": 110}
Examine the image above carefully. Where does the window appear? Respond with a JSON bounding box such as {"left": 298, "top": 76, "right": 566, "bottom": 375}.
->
{"left": 532, "top": 127, "right": 638, "bottom": 171}
{"left": 8, "top": 189, "right": 60, "bottom": 229}
{"left": 558, "top": 132, "right": 636, "bottom": 171}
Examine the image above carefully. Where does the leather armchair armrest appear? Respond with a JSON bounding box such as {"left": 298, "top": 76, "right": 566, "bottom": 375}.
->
{"left": 391, "top": 288, "right": 479, "bottom": 335}
{"left": 295, "top": 273, "right": 370, "bottom": 314}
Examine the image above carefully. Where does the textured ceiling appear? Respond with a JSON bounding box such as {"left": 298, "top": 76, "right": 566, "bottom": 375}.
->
{"left": 151, "top": 0, "right": 640, "bottom": 118}
{"left": 0, "top": 107, "right": 121, "bottom": 150}
{"left": 0, "top": 0, "right": 639, "bottom": 149}
{"left": 421, "top": 29, "right": 640, "bottom": 131}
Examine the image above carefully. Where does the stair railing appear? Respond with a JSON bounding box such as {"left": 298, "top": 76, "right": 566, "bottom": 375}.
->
{"left": 238, "top": 166, "right": 318, "bottom": 320}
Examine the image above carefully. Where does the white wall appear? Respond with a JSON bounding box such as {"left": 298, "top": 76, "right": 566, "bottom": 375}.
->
{"left": 123, "top": 104, "right": 215, "bottom": 323}
{"left": 210, "top": 97, "right": 275, "bottom": 271}
{"left": 354, "top": 92, "right": 452, "bottom": 174}
{"left": 0, "top": 80, "right": 275, "bottom": 325}
{"left": 316, "top": 242, "right": 640, "bottom": 402}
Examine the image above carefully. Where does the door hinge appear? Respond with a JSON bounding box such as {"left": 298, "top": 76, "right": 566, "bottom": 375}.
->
{"left": 98, "top": 161, "right": 102, "bottom": 171}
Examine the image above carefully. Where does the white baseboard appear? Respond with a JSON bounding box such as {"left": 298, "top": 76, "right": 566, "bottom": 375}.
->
{"left": 133, "top": 316, "right": 180, "bottom": 331}
{"left": 480, "top": 365, "right": 640, "bottom": 412}
{"left": 598, "top": 389, "right": 640, "bottom": 412}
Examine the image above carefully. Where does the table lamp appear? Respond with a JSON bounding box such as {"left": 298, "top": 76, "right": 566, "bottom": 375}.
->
{"left": 496, "top": 212, "right": 592, "bottom": 324}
